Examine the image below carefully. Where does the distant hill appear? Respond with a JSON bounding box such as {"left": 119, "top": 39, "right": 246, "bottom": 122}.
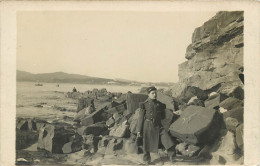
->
{"left": 17, "top": 70, "right": 174, "bottom": 86}
{"left": 16, "top": 70, "right": 127, "bottom": 84}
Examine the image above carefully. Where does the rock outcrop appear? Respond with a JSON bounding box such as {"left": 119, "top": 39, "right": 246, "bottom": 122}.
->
{"left": 171, "top": 11, "right": 244, "bottom": 99}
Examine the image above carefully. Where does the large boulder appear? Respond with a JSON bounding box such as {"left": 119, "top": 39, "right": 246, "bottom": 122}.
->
{"left": 106, "top": 103, "right": 126, "bottom": 114}
{"left": 223, "top": 106, "right": 243, "bottom": 123}
{"left": 129, "top": 108, "right": 142, "bottom": 134}
{"left": 169, "top": 105, "right": 221, "bottom": 144}
{"left": 157, "top": 92, "right": 176, "bottom": 111}
{"left": 81, "top": 104, "right": 111, "bottom": 126}
{"left": 37, "top": 124, "right": 75, "bottom": 153}
{"left": 74, "top": 106, "right": 95, "bottom": 121}
{"left": 177, "top": 86, "right": 208, "bottom": 103}
{"left": 161, "top": 109, "right": 175, "bottom": 132}
{"left": 109, "top": 121, "right": 130, "bottom": 138}
{"left": 210, "top": 131, "right": 241, "bottom": 164}
{"left": 77, "top": 122, "right": 108, "bottom": 136}
{"left": 219, "top": 97, "right": 243, "bottom": 110}
{"left": 204, "top": 93, "right": 228, "bottom": 109}
{"left": 126, "top": 93, "right": 147, "bottom": 114}
{"left": 236, "top": 124, "right": 243, "bottom": 151}
{"left": 16, "top": 129, "right": 38, "bottom": 150}
{"left": 83, "top": 134, "right": 101, "bottom": 152}
{"left": 62, "top": 133, "right": 83, "bottom": 154}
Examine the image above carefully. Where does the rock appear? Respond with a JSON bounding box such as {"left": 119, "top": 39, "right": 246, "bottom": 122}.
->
{"left": 16, "top": 129, "right": 38, "bottom": 150}
{"left": 219, "top": 107, "right": 227, "bottom": 114}
{"left": 157, "top": 91, "right": 176, "bottom": 111}
{"left": 109, "top": 121, "right": 130, "bottom": 138}
{"left": 225, "top": 117, "right": 239, "bottom": 132}
{"left": 17, "top": 119, "right": 37, "bottom": 131}
{"left": 83, "top": 134, "right": 101, "bottom": 152}
{"left": 236, "top": 124, "right": 243, "bottom": 151}
{"left": 129, "top": 108, "right": 142, "bottom": 134}
{"left": 124, "top": 139, "right": 138, "bottom": 154}
{"left": 139, "top": 87, "right": 149, "bottom": 94}
{"left": 98, "top": 135, "right": 112, "bottom": 153}
{"left": 113, "top": 94, "right": 127, "bottom": 104}
{"left": 62, "top": 133, "right": 83, "bottom": 154}
{"left": 105, "top": 138, "right": 124, "bottom": 155}
{"left": 198, "top": 145, "right": 211, "bottom": 158}
{"left": 204, "top": 93, "right": 228, "bottom": 109}
{"left": 177, "top": 86, "right": 208, "bottom": 103}
{"left": 169, "top": 105, "right": 221, "bottom": 144}
{"left": 223, "top": 106, "right": 243, "bottom": 122}
{"left": 37, "top": 124, "right": 75, "bottom": 153}
{"left": 77, "top": 122, "right": 108, "bottom": 136}
{"left": 228, "top": 86, "right": 244, "bottom": 100}
{"left": 77, "top": 98, "right": 95, "bottom": 112}
{"left": 81, "top": 105, "right": 111, "bottom": 126}
{"left": 126, "top": 93, "right": 147, "bottom": 114}
{"left": 210, "top": 154, "right": 227, "bottom": 165}
{"left": 112, "top": 112, "right": 123, "bottom": 122}
{"left": 66, "top": 92, "right": 83, "bottom": 99}
{"left": 170, "top": 12, "right": 244, "bottom": 99}
{"left": 106, "top": 103, "right": 126, "bottom": 115}
{"left": 219, "top": 97, "right": 243, "bottom": 110}
{"left": 210, "top": 131, "right": 237, "bottom": 164}
{"left": 74, "top": 106, "right": 95, "bottom": 121}
{"left": 98, "top": 136, "right": 111, "bottom": 148}
{"left": 111, "top": 92, "right": 123, "bottom": 98}
{"left": 173, "top": 110, "right": 183, "bottom": 116}
{"left": 175, "top": 143, "right": 201, "bottom": 157}
{"left": 98, "top": 95, "right": 112, "bottom": 102}
{"left": 161, "top": 109, "right": 174, "bottom": 132}
{"left": 187, "top": 96, "right": 204, "bottom": 107}
{"left": 106, "top": 117, "right": 115, "bottom": 128}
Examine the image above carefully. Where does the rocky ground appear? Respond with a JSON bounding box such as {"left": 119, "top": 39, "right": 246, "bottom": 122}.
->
{"left": 16, "top": 11, "right": 244, "bottom": 165}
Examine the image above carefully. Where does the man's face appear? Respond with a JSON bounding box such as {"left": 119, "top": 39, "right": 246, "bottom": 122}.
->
{"left": 148, "top": 90, "right": 157, "bottom": 100}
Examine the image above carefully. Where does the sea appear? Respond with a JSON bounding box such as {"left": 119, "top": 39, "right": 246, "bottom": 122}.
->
{"left": 16, "top": 81, "right": 169, "bottom": 122}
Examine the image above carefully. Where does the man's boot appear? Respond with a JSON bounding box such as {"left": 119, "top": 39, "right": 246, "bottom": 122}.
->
{"left": 143, "top": 151, "right": 151, "bottom": 164}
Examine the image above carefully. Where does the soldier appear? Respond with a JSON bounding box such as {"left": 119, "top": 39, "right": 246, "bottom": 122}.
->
{"left": 137, "top": 86, "right": 175, "bottom": 164}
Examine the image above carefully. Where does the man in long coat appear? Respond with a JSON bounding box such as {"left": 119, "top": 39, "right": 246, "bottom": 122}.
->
{"left": 136, "top": 86, "right": 175, "bottom": 163}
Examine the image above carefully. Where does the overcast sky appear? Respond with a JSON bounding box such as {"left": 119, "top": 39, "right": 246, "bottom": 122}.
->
{"left": 17, "top": 11, "right": 217, "bottom": 83}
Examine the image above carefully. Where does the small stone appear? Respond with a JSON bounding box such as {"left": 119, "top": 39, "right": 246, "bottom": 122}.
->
{"left": 219, "top": 107, "right": 227, "bottom": 113}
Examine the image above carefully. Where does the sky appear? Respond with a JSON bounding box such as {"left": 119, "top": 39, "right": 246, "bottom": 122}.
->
{"left": 17, "top": 11, "right": 217, "bottom": 83}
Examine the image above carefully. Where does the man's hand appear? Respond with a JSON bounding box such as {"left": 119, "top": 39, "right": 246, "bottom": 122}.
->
{"left": 137, "top": 132, "right": 141, "bottom": 137}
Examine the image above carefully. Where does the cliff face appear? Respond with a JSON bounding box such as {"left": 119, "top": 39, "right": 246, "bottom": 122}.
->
{"left": 172, "top": 11, "right": 244, "bottom": 99}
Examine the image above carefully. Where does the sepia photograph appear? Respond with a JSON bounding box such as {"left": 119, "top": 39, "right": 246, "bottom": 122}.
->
{"left": 0, "top": 1, "right": 259, "bottom": 166}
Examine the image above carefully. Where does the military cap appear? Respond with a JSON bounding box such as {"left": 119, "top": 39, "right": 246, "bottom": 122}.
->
{"left": 147, "top": 86, "right": 157, "bottom": 94}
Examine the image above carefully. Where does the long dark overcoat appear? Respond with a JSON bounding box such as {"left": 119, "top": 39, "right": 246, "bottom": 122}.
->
{"left": 136, "top": 98, "right": 174, "bottom": 153}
